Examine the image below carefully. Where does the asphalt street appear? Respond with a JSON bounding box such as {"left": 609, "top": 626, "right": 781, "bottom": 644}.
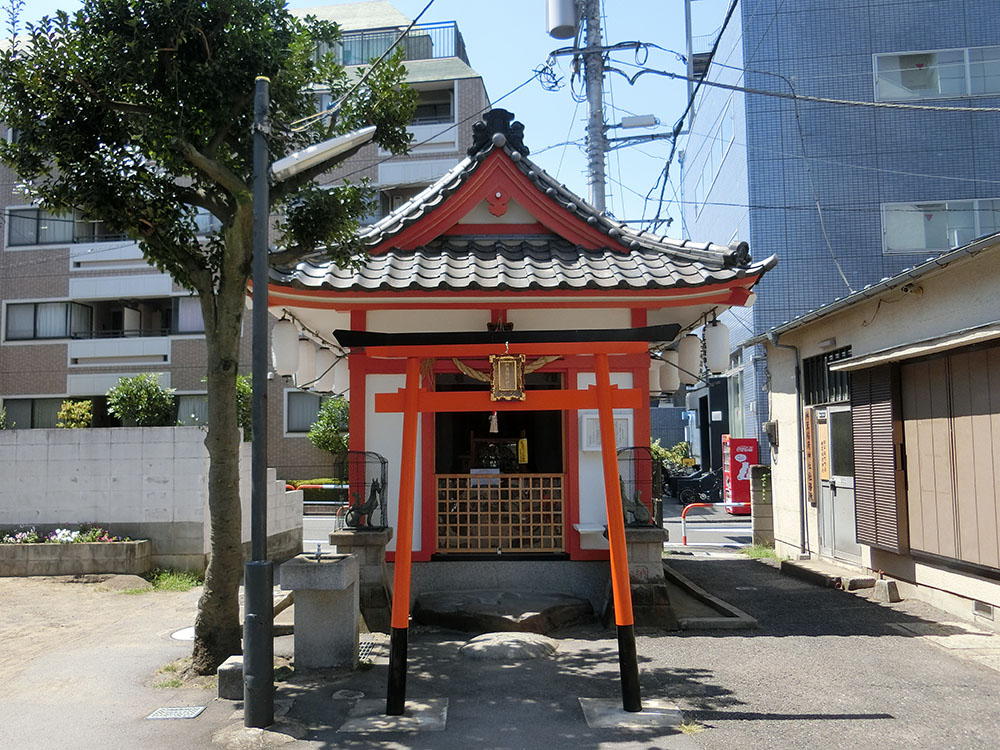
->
{"left": 3, "top": 554, "right": 999, "bottom": 749}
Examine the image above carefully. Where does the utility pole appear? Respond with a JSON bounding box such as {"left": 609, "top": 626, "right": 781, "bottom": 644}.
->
{"left": 582, "top": 0, "right": 607, "bottom": 212}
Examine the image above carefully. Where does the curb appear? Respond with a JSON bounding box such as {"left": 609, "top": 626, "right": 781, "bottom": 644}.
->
{"left": 779, "top": 559, "right": 842, "bottom": 588}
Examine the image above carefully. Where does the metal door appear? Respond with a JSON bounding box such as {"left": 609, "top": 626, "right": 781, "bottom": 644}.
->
{"left": 817, "top": 405, "right": 861, "bottom": 563}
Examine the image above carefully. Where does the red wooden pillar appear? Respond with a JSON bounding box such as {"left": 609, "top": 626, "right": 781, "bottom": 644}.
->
{"left": 386, "top": 357, "right": 421, "bottom": 715}
{"left": 594, "top": 353, "right": 642, "bottom": 712}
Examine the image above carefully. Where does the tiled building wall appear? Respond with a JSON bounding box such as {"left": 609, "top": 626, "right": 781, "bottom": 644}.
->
{"left": 681, "top": 0, "right": 1000, "bottom": 454}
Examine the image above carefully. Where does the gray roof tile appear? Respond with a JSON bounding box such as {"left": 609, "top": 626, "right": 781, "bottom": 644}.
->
{"left": 272, "top": 110, "right": 776, "bottom": 293}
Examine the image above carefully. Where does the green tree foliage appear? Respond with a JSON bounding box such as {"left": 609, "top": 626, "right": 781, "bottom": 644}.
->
{"left": 651, "top": 439, "right": 693, "bottom": 477}
{"left": 57, "top": 399, "right": 94, "bottom": 428}
{"left": 0, "top": 407, "right": 13, "bottom": 430}
{"left": 307, "top": 396, "right": 349, "bottom": 455}
{"left": 1, "top": 0, "right": 415, "bottom": 674}
{"left": 235, "top": 373, "right": 252, "bottom": 441}
{"left": 106, "top": 373, "right": 176, "bottom": 426}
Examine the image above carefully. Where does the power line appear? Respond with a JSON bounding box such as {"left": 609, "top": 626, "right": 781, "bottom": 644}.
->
{"left": 288, "top": 0, "right": 437, "bottom": 132}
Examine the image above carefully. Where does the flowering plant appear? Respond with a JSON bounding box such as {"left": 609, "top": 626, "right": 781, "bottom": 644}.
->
{"left": 0, "top": 525, "right": 130, "bottom": 544}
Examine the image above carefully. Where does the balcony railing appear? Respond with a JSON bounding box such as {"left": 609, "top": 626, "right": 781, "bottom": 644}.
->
{"left": 71, "top": 328, "right": 173, "bottom": 339}
{"left": 436, "top": 473, "right": 564, "bottom": 554}
{"left": 338, "top": 22, "right": 468, "bottom": 66}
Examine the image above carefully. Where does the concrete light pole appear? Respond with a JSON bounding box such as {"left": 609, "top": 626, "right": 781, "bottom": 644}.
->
{"left": 582, "top": 0, "right": 607, "bottom": 212}
{"left": 245, "top": 76, "right": 375, "bottom": 729}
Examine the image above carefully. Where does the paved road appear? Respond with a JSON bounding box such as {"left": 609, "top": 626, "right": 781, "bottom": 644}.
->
{"left": 662, "top": 497, "right": 752, "bottom": 549}
{"left": 3, "top": 556, "right": 1000, "bottom": 749}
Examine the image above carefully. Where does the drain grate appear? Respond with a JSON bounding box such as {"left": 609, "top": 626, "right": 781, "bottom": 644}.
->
{"left": 358, "top": 639, "right": 380, "bottom": 661}
{"left": 147, "top": 706, "right": 206, "bottom": 720}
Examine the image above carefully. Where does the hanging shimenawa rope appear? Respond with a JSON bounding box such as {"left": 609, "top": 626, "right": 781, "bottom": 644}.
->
{"left": 451, "top": 355, "right": 562, "bottom": 382}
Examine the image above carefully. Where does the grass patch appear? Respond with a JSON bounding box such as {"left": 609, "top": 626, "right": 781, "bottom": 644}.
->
{"left": 144, "top": 568, "right": 204, "bottom": 591}
{"left": 152, "top": 657, "right": 217, "bottom": 690}
{"left": 740, "top": 543, "right": 780, "bottom": 560}
{"left": 679, "top": 720, "right": 706, "bottom": 734}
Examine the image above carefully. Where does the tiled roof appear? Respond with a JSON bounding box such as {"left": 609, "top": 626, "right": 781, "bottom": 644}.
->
{"left": 273, "top": 237, "right": 772, "bottom": 292}
{"left": 272, "top": 110, "right": 776, "bottom": 293}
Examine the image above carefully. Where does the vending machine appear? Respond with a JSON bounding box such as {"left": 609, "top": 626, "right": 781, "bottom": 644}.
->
{"left": 722, "top": 435, "right": 758, "bottom": 515}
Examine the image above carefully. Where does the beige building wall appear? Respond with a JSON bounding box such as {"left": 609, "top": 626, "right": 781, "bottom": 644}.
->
{"left": 764, "top": 244, "right": 1000, "bottom": 627}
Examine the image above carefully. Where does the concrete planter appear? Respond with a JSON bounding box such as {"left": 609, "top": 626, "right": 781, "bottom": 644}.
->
{"left": 0, "top": 539, "right": 152, "bottom": 577}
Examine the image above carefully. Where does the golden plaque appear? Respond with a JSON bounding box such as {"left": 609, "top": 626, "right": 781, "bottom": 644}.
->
{"left": 489, "top": 354, "right": 526, "bottom": 401}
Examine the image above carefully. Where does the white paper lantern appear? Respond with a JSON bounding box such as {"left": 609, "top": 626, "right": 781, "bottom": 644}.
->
{"left": 271, "top": 319, "right": 299, "bottom": 376}
{"left": 677, "top": 334, "right": 701, "bottom": 385}
{"left": 648, "top": 359, "right": 663, "bottom": 393}
{"left": 314, "top": 348, "right": 337, "bottom": 392}
{"left": 296, "top": 339, "right": 316, "bottom": 388}
{"left": 659, "top": 350, "right": 680, "bottom": 393}
{"left": 704, "top": 319, "right": 731, "bottom": 374}
{"left": 333, "top": 357, "right": 350, "bottom": 399}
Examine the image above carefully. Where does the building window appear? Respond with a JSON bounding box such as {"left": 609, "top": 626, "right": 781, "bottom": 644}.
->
{"left": 286, "top": 390, "right": 323, "bottom": 434}
{"left": 882, "top": 199, "right": 1000, "bottom": 254}
{"left": 727, "top": 353, "right": 744, "bottom": 437}
{"left": 173, "top": 297, "right": 205, "bottom": 334}
{"left": 2, "top": 398, "right": 64, "bottom": 429}
{"left": 875, "top": 46, "right": 1000, "bottom": 100}
{"left": 5, "top": 301, "right": 92, "bottom": 340}
{"left": 411, "top": 88, "right": 453, "bottom": 125}
{"left": 802, "top": 347, "right": 852, "bottom": 406}
{"left": 6, "top": 208, "right": 121, "bottom": 247}
{"left": 193, "top": 208, "right": 222, "bottom": 236}
{"left": 177, "top": 394, "right": 208, "bottom": 425}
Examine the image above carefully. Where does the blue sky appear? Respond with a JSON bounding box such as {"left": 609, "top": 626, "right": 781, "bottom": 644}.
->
{"left": 18, "top": 0, "right": 732, "bottom": 234}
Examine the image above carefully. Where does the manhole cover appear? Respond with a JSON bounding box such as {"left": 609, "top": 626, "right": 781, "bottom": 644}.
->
{"left": 147, "top": 706, "right": 206, "bottom": 720}
{"left": 170, "top": 626, "right": 195, "bottom": 641}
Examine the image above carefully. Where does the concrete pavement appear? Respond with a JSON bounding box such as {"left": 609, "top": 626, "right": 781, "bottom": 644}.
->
{"left": 3, "top": 555, "right": 1000, "bottom": 749}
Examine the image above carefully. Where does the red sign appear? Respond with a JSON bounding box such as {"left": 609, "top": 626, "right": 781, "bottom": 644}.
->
{"left": 722, "top": 435, "right": 759, "bottom": 515}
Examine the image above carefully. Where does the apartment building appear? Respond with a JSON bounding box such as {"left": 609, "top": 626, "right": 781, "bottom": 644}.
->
{"left": 678, "top": 0, "right": 1000, "bottom": 462}
{"left": 0, "top": 1, "right": 488, "bottom": 480}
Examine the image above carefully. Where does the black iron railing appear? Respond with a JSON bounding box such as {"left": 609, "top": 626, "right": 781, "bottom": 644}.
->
{"left": 339, "top": 22, "right": 468, "bottom": 66}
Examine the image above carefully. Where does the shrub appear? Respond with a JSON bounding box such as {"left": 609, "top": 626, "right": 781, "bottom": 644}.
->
{"left": 57, "top": 399, "right": 93, "bottom": 428}
{"left": 307, "top": 397, "right": 349, "bottom": 454}
{"left": 0, "top": 406, "right": 12, "bottom": 429}
{"left": 106, "top": 373, "right": 176, "bottom": 426}
{"left": 651, "top": 439, "right": 693, "bottom": 476}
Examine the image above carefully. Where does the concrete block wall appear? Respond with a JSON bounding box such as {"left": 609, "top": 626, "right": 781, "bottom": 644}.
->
{"left": 0, "top": 426, "right": 302, "bottom": 571}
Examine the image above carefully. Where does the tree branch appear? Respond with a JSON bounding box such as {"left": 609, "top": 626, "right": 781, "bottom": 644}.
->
{"left": 175, "top": 139, "right": 248, "bottom": 198}
{"left": 205, "top": 94, "right": 252, "bottom": 158}
{"left": 174, "top": 186, "right": 231, "bottom": 222}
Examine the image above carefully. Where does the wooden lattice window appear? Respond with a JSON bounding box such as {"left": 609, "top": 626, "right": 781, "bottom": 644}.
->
{"left": 436, "top": 474, "right": 564, "bottom": 554}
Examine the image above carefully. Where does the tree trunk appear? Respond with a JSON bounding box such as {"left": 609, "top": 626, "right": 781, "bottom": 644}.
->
{"left": 191, "top": 278, "right": 247, "bottom": 675}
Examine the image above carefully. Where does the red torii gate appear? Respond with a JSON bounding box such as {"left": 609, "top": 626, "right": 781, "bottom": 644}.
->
{"left": 343, "top": 329, "right": 669, "bottom": 716}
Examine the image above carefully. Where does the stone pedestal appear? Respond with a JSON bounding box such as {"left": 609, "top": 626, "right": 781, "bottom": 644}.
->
{"left": 625, "top": 526, "right": 669, "bottom": 582}
{"left": 329, "top": 527, "right": 393, "bottom": 633}
{"left": 623, "top": 526, "right": 678, "bottom": 629}
{"left": 279, "top": 553, "right": 359, "bottom": 670}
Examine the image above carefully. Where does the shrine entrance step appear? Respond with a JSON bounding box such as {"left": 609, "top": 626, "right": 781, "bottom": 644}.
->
{"left": 412, "top": 590, "right": 594, "bottom": 634}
